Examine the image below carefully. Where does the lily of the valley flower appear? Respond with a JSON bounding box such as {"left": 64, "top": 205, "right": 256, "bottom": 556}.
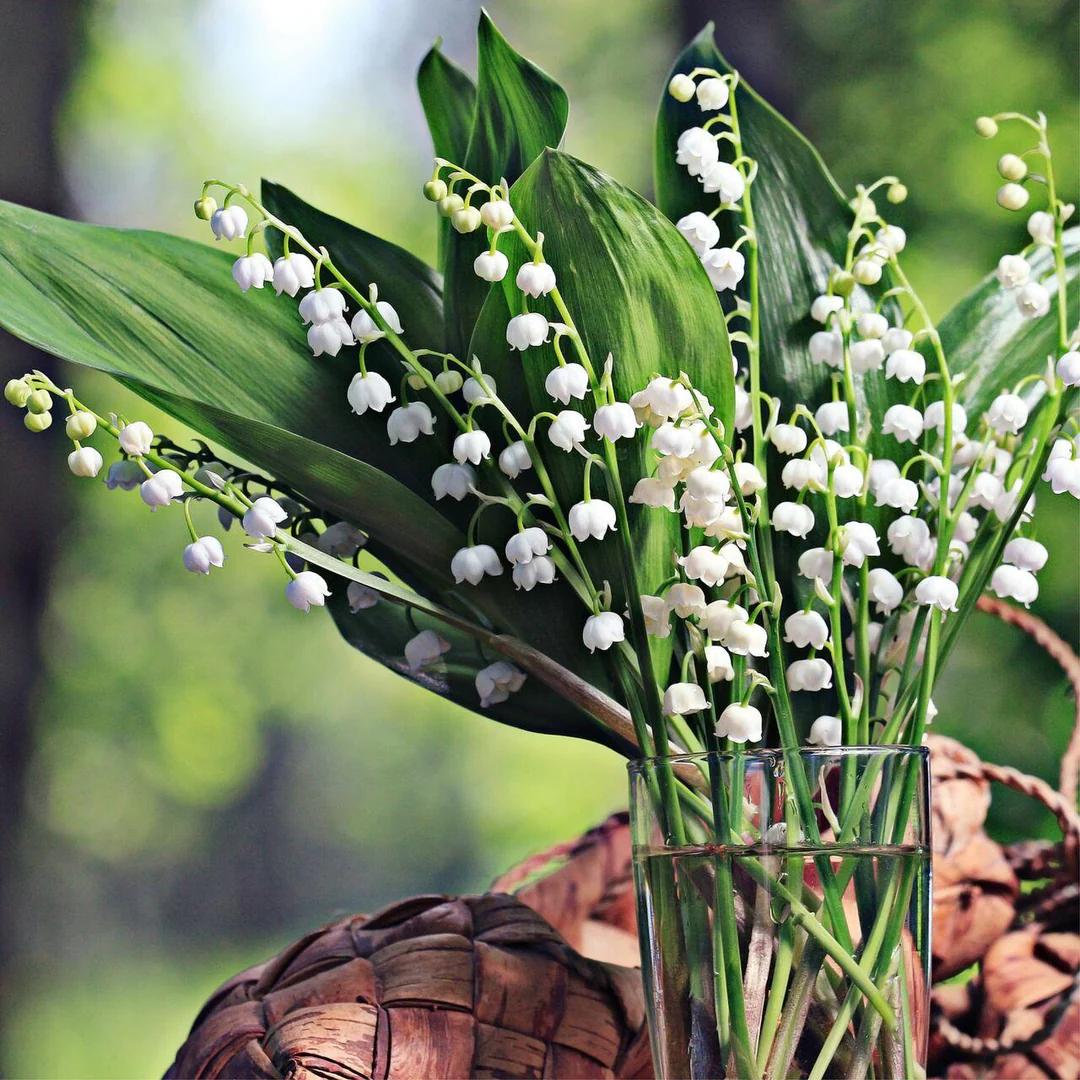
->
{"left": 506, "top": 312, "right": 550, "bottom": 350}
{"left": 498, "top": 441, "right": 532, "bottom": 479}
{"left": 772, "top": 501, "right": 815, "bottom": 538}
{"left": 386, "top": 401, "right": 435, "bottom": 444}
{"left": 183, "top": 535, "right": 225, "bottom": 575}
{"left": 696, "top": 77, "right": 729, "bottom": 111}
{"left": 209, "top": 204, "right": 248, "bottom": 240}
{"left": 351, "top": 300, "right": 403, "bottom": 343}
{"left": 272, "top": 252, "right": 316, "bottom": 297}
{"left": 582, "top": 611, "right": 625, "bottom": 652}
{"left": 308, "top": 319, "right": 354, "bottom": 357}
{"left": 676, "top": 211, "right": 720, "bottom": 254}
{"left": 475, "top": 661, "right": 526, "bottom": 707}
{"left": 347, "top": 371, "right": 395, "bottom": 415}
{"left": 285, "top": 570, "right": 331, "bottom": 611}
{"left": 769, "top": 423, "right": 807, "bottom": 455}
{"left": 140, "top": 470, "right": 184, "bottom": 510}
{"left": 479, "top": 199, "right": 514, "bottom": 230}
{"left": 990, "top": 564, "right": 1039, "bottom": 606}
{"left": 512, "top": 555, "right": 557, "bottom": 591}
{"left": 404, "top": 629, "right": 450, "bottom": 672}
{"left": 915, "top": 575, "right": 959, "bottom": 611}
{"left": 882, "top": 404, "right": 924, "bottom": 443}
{"left": 516, "top": 261, "right": 557, "bottom": 297}
{"left": 995, "top": 254, "right": 1030, "bottom": 288}
{"left": 232, "top": 253, "right": 274, "bottom": 292}
{"left": 1002, "top": 537, "right": 1048, "bottom": 572}
{"left": 724, "top": 620, "right": 769, "bottom": 658}
{"left": 243, "top": 496, "right": 288, "bottom": 539}
{"left": 663, "top": 681, "right": 707, "bottom": 716}
{"left": 849, "top": 339, "right": 885, "bottom": 373}
{"left": 118, "top": 420, "right": 154, "bottom": 457}
{"left": 678, "top": 545, "right": 729, "bottom": 587}
{"left": 67, "top": 446, "right": 103, "bottom": 478}
{"left": 807, "top": 714, "right": 842, "bottom": 746}
{"left": 640, "top": 595, "right": 672, "bottom": 638}
{"left": 867, "top": 567, "right": 904, "bottom": 614}
{"left": 593, "top": 402, "right": 641, "bottom": 441}
{"left": 701, "top": 246, "right": 745, "bottom": 291}
{"left": 786, "top": 657, "right": 833, "bottom": 692}
{"left": 1015, "top": 281, "right": 1050, "bottom": 319}
{"left": 798, "top": 546, "right": 834, "bottom": 582}
{"left": 784, "top": 610, "right": 829, "bottom": 650}
{"left": 431, "top": 462, "right": 475, "bottom": 501}
{"left": 986, "top": 392, "right": 1029, "bottom": 434}
{"left": 1057, "top": 351, "right": 1080, "bottom": 387}
{"left": 715, "top": 702, "right": 763, "bottom": 743}
{"left": 1027, "top": 210, "right": 1056, "bottom": 246}
{"left": 504, "top": 527, "right": 549, "bottom": 565}
{"left": 876, "top": 476, "right": 919, "bottom": 513}
{"left": 298, "top": 288, "right": 347, "bottom": 325}
{"left": 451, "top": 544, "right": 502, "bottom": 585}
{"left": 548, "top": 410, "right": 590, "bottom": 452}
{"left": 701, "top": 161, "right": 745, "bottom": 203}
{"left": 473, "top": 250, "right": 509, "bottom": 281}
{"left": 704, "top": 644, "right": 734, "bottom": 682}
{"left": 675, "top": 127, "right": 719, "bottom": 177}
{"left": 666, "top": 582, "right": 708, "bottom": 620}
{"left": 838, "top": 521, "right": 880, "bottom": 567}
{"left": 453, "top": 429, "right": 491, "bottom": 465}
{"left": 568, "top": 499, "right": 616, "bottom": 541}
{"left": 347, "top": 581, "right": 380, "bottom": 611}
{"left": 545, "top": 363, "right": 589, "bottom": 404}
{"left": 885, "top": 348, "right": 926, "bottom": 384}
{"left": 105, "top": 459, "right": 143, "bottom": 491}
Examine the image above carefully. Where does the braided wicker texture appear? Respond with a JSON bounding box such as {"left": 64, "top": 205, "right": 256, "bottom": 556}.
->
{"left": 166, "top": 894, "right": 651, "bottom": 1080}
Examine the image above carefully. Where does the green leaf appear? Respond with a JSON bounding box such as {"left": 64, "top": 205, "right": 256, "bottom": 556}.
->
{"left": 937, "top": 227, "right": 1080, "bottom": 417}
{"left": 467, "top": 149, "right": 735, "bottom": 679}
{"left": 0, "top": 197, "right": 465, "bottom": 589}
{"left": 417, "top": 41, "right": 476, "bottom": 162}
{"left": 442, "top": 12, "right": 569, "bottom": 356}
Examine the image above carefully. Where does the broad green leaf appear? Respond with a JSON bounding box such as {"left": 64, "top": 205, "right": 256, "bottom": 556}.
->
{"left": 467, "top": 149, "right": 735, "bottom": 679}
{"left": 0, "top": 198, "right": 466, "bottom": 589}
{"left": 938, "top": 227, "right": 1079, "bottom": 417}
{"left": 442, "top": 13, "right": 569, "bottom": 356}
{"left": 262, "top": 180, "right": 446, "bottom": 352}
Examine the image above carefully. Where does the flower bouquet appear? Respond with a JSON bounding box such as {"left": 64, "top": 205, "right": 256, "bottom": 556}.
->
{"left": 0, "top": 15, "right": 1076, "bottom": 1079}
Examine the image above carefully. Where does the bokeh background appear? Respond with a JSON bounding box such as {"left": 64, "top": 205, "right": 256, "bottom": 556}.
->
{"left": 0, "top": 1, "right": 1076, "bottom": 1075}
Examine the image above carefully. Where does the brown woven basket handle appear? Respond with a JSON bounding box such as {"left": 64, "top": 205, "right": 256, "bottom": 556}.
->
{"left": 977, "top": 594, "right": 1080, "bottom": 803}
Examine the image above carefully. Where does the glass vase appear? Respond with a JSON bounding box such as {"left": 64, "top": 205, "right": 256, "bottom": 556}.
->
{"left": 629, "top": 747, "right": 931, "bottom": 1080}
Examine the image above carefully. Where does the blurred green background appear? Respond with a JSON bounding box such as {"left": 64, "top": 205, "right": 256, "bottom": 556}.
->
{"left": 0, "top": 1, "right": 1075, "bottom": 1075}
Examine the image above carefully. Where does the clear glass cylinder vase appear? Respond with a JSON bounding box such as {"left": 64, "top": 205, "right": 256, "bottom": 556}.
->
{"left": 629, "top": 747, "right": 931, "bottom": 1080}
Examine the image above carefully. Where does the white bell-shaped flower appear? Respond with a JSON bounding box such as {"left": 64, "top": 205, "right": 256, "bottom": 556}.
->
{"left": 475, "top": 661, "right": 526, "bottom": 707}
{"left": 882, "top": 404, "right": 924, "bottom": 443}
{"left": 568, "top": 499, "right": 617, "bottom": 541}
{"left": 701, "top": 161, "right": 745, "bottom": 202}
{"left": 875, "top": 476, "right": 919, "bottom": 513}
{"left": 915, "top": 575, "right": 958, "bottom": 611}
{"left": 386, "top": 401, "right": 435, "bottom": 444}
{"left": 782, "top": 458, "right": 826, "bottom": 493}
{"left": 453, "top": 429, "right": 491, "bottom": 465}
{"left": 210, "top": 204, "right": 248, "bottom": 240}
{"left": 990, "top": 564, "right": 1039, "bottom": 606}
{"left": 986, "top": 392, "right": 1029, "bottom": 434}
{"left": 852, "top": 257, "right": 882, "bottom": 286}
{"left": 308, "top": 318, "right": 354, "bottom": 357}
{"left": 118, "top": 420, "right": 154, "bottom": 457}
{"left": 832, "top": 463, "right": 864, "bottom": 498}
{"left": 734, "top": 461, "right": 766, "bottom": 495}
{"left": 923, "top": 400, "right": 967, "bottom": 435}
{"left": 451, "top": 544, "right": 502, "bottom": 585}
{"left": 506, "top": 312, "right": 550, "bottom": 350}
{"left": 856, "top": 312, "right": 889, "bottom": 339}
{"left": 462, "top": 373, "right": 497, "bottom": 404}
{"left": 784, "top": 610, "right": 829, "bottom": 650}
{"left": 272, "top": 253, "right": 316, "bottom": 297}
{"left": 663, "top": 682, "right": 707, "bottom": 716}
{"left": 431, "top": 462, "right": 475, "bottom": 501}
{"left": 498, "top": 441, "right": 532, "bottom": 478}
{"left": 317, "top": 523, "right": 364, "bottom": 558}
{"left": 504, "top": 527, "right": 549, "bottom": 565}
{"left": 545, "top": 363, "right": 589, "bottom": 404}
{"left": 1044, "top": 452, "right": 1080, "bottom": 497}
{"left": 885, "top": 348, "right": 925, "bottom": 384}
{"left": 473, "top": 250, "right": 509, "bottom": 282}
{"left": 351, "top": 300, "right": 403, "bottom": 343}
{"left": 1016, "top": 281, "right": 1050, "bottom": 319}
{"left": 970, "top": 471, "right": 1005, "bottom": 511}
{"left": 516, "top": 261, "right": 557, "bottom": 297}
{"left": 704, "top": 644, "right": 734, "bottom": 683}
{"left": 724, "top": 620, "right": 769, "bottom": 658}
{"left": 868, "top": 459, "right": 900, "bottom": 497}
{"left": 347, "top": 371, "right": 395, "bottom": 415}
{"left": 807, "top": 714, "right": 842, "bottom": 746}
{"left": 838, "top": 521, "right": 880, "bottom": 567}
{"left": 629, "top": 476, "right": 676, "bottom": 510}
{"left": 1027, "top": 210, "right": 1056, "bottom": 246}
{"left": 850, "top": 339, "right": 885, "bottom": 373}
{"left": 809, "top": 330, "right": 844, "bottom": 369}
{"left": 140, "top": 470, "right": 184, "bottom": 510}
{"left": 995, "top": 254, "right": 1030, "bottom": 289}
{"left": 593, "top": 402, "right": 641, "bottom": 441}
{"left": 815, "top": 401, "right": 849, "bottom": 436}
{"left": 67, "top": 446, "right": 104, "bottom": 478}
{"left": 1057, "top": 351, "right": 1080, "bottom": 387}
{"left": 404, "top": 629, "right": 450, "bottom": 672}
{"left": 881, "top": 327, "right": 914, "bottom": 354}
{"left": 347, "top": 582, "right": 379, "bottom": 611}
{"left": 684, "top": 467, "right": 730, "bottom": 504}
{"left": 105, "top": 459, "right": 143, "bottom": 491}
{"left": 876, "top": 224, "right": 906, "bottom": 254}
{"left": 479, "top": 199, "right": 515, "bottom": 230}
{"left": 953, "top": 511, "right": 979, "bottom": 544}
{"left": 773, "top": 501, "right": 815, "bottom": 538}
{"left": 701, "top": 247, "right": 745, "bottom": 291}
{"left": 675, "top": 127, "right": 720, "bottom": 177}
{"left": 1002, "top": 537, "right": 1048, "bottom": 572}
{"left": 867, "top": 567, "right": 904, "bottom": 614}
{"left": 696, "top": 77, "right": 729, "bottom": 111}
{"left": 810, "top": 295, "right": 844, "bottom": 325}
{"left": 798, "top": 547, "right": 834, "bottom": 582}
{"left": 232, "top": 253, "right": 274, "bottom": 292}
{"left": 298, "top": 288, "right": 347, "bottom": 324}
{"left": 548, "top": 410, "right": 590, "bottom": 452}
{"left": 629, "top": 377, "right": 693, "bottom": 423}
{"left": 769, "top": 423, "right": 807, "bottom": 455}
{"left": 285, "top": 570, "right": 331, "bottom": 612}
{"left": 703, "top": 602, "right": 748, "bottom": 641}
{"left": 676, "top": 211, "right": 720, "bottom": 254}
{"left": 640, "top": 595, "right": 672, "bottom": 638}
{"left": 666, "top": 582, "right": 708, "bottom": 619}
{"left": 678, "top": 545, "right": 729, "bottom": 587}
{"left": 183, "top": 535, "right": 225, "bottom": 575}
{"left": 715, "top": 703, "right": 762, "bottom": 743}
{"left": 512, "top": 555, "right": 557, "bottom": 591}
{"left": 582, "top": 611, "right": 625, "bottom": 652}
{"left": 651, "top": 422, "right": 697, "bottom": 458}
{"left": 242, "top": 496, "right": 287, "bottom": 539}
{"left": 787, "top": 658, "right": 833, "bottom": 692}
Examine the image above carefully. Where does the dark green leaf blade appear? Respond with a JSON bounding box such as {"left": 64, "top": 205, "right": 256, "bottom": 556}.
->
{"left": 417, "top": 41, "right": 476, "bottom": 163}
{"left": 442, "top": 12, "right": 569, "bottom": 356}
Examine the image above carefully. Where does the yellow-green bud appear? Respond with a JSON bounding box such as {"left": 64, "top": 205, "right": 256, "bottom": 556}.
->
{"left": 193, "top": 195, "right": 217, "bottom": 221}
{"left": 406, "top": 373, "right": 426, "bottom": 391}
{"left": 668, "top": 73, "right": 696, "bottom": 103}
{"left": 451, "top": 206, "right": 482, "bottom": 234}
{"left": 975, "top": 116, "right": 998, "bottom": 138}
{"left": 423, "top": 179, "right": 448, "bottom": 202}
{"left": 886, "top": 182, "right": 907, "bottom": 204}
{"left": 65, "top": 410, "right": 97, "bottom": 440}
{"left": 437, "top": 193, "right": 464, "bottom": 218}
{"left": 435, "top": 370, "right": 463, "bottom": 394}
{"left": 24, "top": 410, "right": 52, "bottom": 432}
{"left": 4, "top": 378, "right": 31, "bottom": 407}
{"left": 829, "top": 269, "right": 856, "bottom": 298}
{"left": 26, "top": 389, "right": 53, "bottom": 414}
{"left": 997, "top": 153, "right": 1027, "bottom": 181}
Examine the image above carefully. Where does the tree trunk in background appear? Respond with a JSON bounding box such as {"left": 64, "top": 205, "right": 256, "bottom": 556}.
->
{"left": 0, "top": 0, "right": 77, "bottom": 1002}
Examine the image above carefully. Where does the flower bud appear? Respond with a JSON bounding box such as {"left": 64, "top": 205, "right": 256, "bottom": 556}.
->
{"left": 64, "top": 410, "right": 97, "bottom": 440}
{"left": 1056, "top": 350, "right": 1080, "bottom": 387}
{"left": 193, "top": 195, "right": 217, "bottom": 221}
{"left": 26, "top": 389, "right": 52, "bottom": 415}
{"left": 435, "top": 369, "right": 464, "bottom": 395}
{"left": 406, "top": 373, "right": 425, "bottom": 391}
{"left": 852, "top": 257, "right": 882, "bottom": 285}
{"left": 437, "top": 193, "right": 464, "bottom": 218}
{"left": 451, "top": 206, "right": 482, "bottom": 234}
{"left": 696, "top": 77, "right": 729, "bottom": 111}
{"left": 423, "top": 179, "right": 447, "bottom": 202}
{"left": 118, "top": 420, "right": 154, "bottom": 456}
{"left": 24, "top": 410, "right": 51, "bottom": 432}
{"left": 668, "top": 73, "right": 696, "bottom": 102}
{"left": 4, "top": 378, "right": 31, "bottom": 407}
{"left": 479, "top": 199, "right": 514, "bottom": 230}
{"left": 829, "top": 269, "right": 856, "bottom": 298}
{"left": 996, "top": 183, "right": 1029, "bottom": 211}
{"left": 974, "top": 116, "right": 998, "bottom": 138}
{"left": 67, "top": 446, "right": 104, "bottom": 478}
{"left": 886, "top": 182, "right": 907, "bottom": 204}
{"left": 997, "top": 153, "right": 1026, "bottom": 181}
